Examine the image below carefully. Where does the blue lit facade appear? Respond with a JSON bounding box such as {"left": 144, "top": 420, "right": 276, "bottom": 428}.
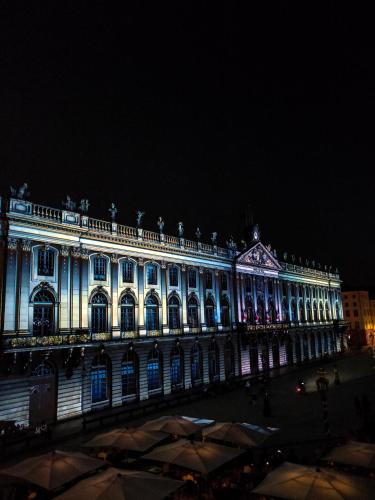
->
{"left": 0, "top": 195, "right": 346, "bottom": 426}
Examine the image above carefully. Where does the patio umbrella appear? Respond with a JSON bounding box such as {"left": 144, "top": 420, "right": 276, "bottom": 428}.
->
{"left": 142, "top": 439, "right": 244, "bottom": 475}
{"left": 203, "top": 422, "right": 277, "bottom": 448}
{"left": 55, "top": 467, "right": 184, "bottom": 500}
{"left": 83, "top": 428, "right": 167, "bottom": 453}
{"left": 141, "top": 415, "right": 200, "bottom": 437}
{"left": 252, "top": 462, "right": 374, "bottom": 500}
{"left": 324, "top": 441, "right": 375, "bottom": 469}
{"left": 0, "top": 450, "right": 104, "bottom": 491}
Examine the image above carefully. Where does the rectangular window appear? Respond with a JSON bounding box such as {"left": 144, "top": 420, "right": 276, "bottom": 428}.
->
{"left": 245, "top": 276, "right": 252, "bottom": 293}
{"left": 94, "top": 257, "right": 107, "bottom": 281}
{"left": 221, "top": 273, "right": 228, "bottom": 290}
{"left": 188, "top": 269, "right": 197, "bottom": 288}
{"left": 91, "top": 367, "right": 108, "bottom": 403}
{"left": 169, "top": 267, "right": 178, "bottom": 287}
{"left": 122, "top": 362, "right": 136, "bottom": 397}
{"left": 354, "top": 310, "right": 359, "bottom": 317}
{"left": 147, "top": 264, "right": 158, "bottom": 285}
{"left": 205, "top": 271, "right": 213, "bottom": 289}
{"left": 345, "top": 310, "right": 350, "bottom": 317}
{"left": 170, "top": 356, "right": 182, "bottom": 387}
{"left": 37, "top": 249, "right": 54, "bottom": 276}
{"left": 122, "top": 261, "right": 134, "bottom": 283}
{"left": 147, "top": 361, "right": 161, "bottom": 391}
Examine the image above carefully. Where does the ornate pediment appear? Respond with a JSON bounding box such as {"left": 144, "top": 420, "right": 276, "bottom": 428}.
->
{"left": 236, "top": 242, "right": 281, "bottom": 270}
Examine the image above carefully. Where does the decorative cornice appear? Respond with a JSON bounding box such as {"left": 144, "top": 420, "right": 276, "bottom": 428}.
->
{"left": 60, "top": 245, "right": 70, "bottom": 257}
{"left": 71, "top": 247, "right": 81, "bottom": 258}
{"left": 8, "top": 237, "right": 18, "bottom": 250}
{"left": 81, "top": 248, "right": 89, "bottom": 260}
{"left": 111, "top": 253, "right": 119, "bottom": 263}
{"left": 22, "top": 239, "right": 32, "bottom": 252}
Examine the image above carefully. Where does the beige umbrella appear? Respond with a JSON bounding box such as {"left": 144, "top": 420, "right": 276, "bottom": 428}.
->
{"left": 141, "top": 415, "right": 200, "bottom": 437}
{"left": 55, "top": 467, "right": 184, "bottom": 500}
{"left": 203, "top": 422, "right": 277, "bottom": 448}
{"left": 0, "top": 450, "right": 104, "bottom": 491}
{"left": 84, "top": 428, "right": 167, "bottom": 453}
{"left": 143, "top": 439, "right": 244, "bottom": 475}
{"left": 252, "top": 462, "right": 374, "bottom": 500}
{"left": 324, "top": 441, "right": 375, "bottom": 469}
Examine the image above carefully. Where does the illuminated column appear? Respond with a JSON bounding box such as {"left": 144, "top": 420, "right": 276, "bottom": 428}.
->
{"left": 111, "top": 254, "right": 120, "bottom": 338}
{"left": 80, "top": 249, "right": 89, "bottom": 329}
{"left": 275, "top": 279, "right": 282, "bottom": 321}
{"left": 252, "top": 276, "right": 257, "bottom": 318}
{"left": 264, "top": 278, "right": 269, "bottom": 322}
{"left": 303, "top": 285, "right": 307, "bottom": 321}
{"left": 236, "top": 273, "right": 242, "bottom": 322}
{"left": 181, "top": 265, "right": 189, "bottom": 333}
{"left": 229, "top": 271, "right": 237, "bottom": 328}
{"left": 18, "top": 239, "right": 32, "bottom": 333}
{"left": 199, "top": 267, "right": 206, "bottom": 331}
{"left": 161, "top": 262, "right": 168, "bottom": 335}
{"left": 137, "top": 258, "right": 146, "bottom": 336}
{"left": 71, "top": 247, "right": 81, "bottom": 330}
{"left": 240, "top": 274, "right": 246, "bottom": 320}
{"left": 215, "top": 270, "right": 222, "bottom": 330}
{"left": 4, "top": 238, "right": 18, "bottom": 333}
{"left": 59, "top": 245, "right": 70, "bottom": 332}
{"left": 287, "top": 283, "right": 292, "bottom": 321}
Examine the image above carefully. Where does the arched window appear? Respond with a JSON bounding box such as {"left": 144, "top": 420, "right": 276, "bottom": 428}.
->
{"left": 191, "top": 342, "right": 203, "bottom": 386}
{"left": 245, "top": 297, "right": 255, "bottom": 324}
{"left": 93, "top": 255, "right": 107, "bottom": 281}
{"left": 208, "top": 339, "right": 220, "bottom": 383}
{"left": 221, "top": 273, "right": 228, "bottom": 291}
{"left": 224, "top": 339, "right": 235, "bottom": 379}
{"left": 312, "top": 301, "right": 318, "bottom": 321}
{"left": 91, "top": 354, "right": 111, "bottom": 404}
{"left": 188, "top": 268, "right": 197, "bottom": 288}
{"left": 299, "top": 300, "right": 305, "bottom": 322}
{"left": 220, "top": 297, "right": 230, "bottom": 327}
{"left": 91, "top": 293, "right": 108, "bottom": 333}
{"left": 188, "top": 296, "right": 199, "bottom": 328}
{"left": 147, "top": 347, "right": 162, "bottom": 395}
{"left": 306, "top": 301, "right": 311, "bottom": 322}
{"left": 170, "top": 343, "right": 184, "bottom": 391}
{"left": 257, "top": 298, "right": 265, "bottom": 323}
{"left": 319, "top": 302, "right": 324, "bottom": 321}
{"left": 121, "top": 348, "right": 138, "bottom": 400}
{"left": 120, "top": 294, "right": 135, "bottom": 332}
{"left": 205, "top": 297, "right": 215, "bottom": 327}
{"left": 268, "top": 300, "right": 276, "bottom": 323}
{"left": 291, "top": 300, "right": 297, "bottom": 322}
{"left": 335, "top": 301, "right": 340, "bottom": 319}
{"left": 146, "top": 263, "right": 158, "bottom": 285}
{"left": 168, "top": 295, "right": 180, "bottom": 330}
{"left": 33, "top": 290, "right": 55, "bottom": 336}
{"left": 168, "top": 266, "right": 179, "bottom": 287}
{"left": 282, "top": 298, "right": 289, "bottom": 322}
{"left": 145, "top": 294, "right": 159, "bottom": 332}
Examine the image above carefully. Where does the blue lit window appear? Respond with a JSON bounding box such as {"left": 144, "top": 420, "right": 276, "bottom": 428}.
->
{"left": 91, "top": 355, "right": 111, "bottom": 404}
{"left": 94, "top": 256, "right": 107, "bottom": 281}
{"left": 121, "top": 350, "right": 138, "bottom": 398}
{"left": 122, "top": 261, "right": 134, "bottom": 283}
{"left": 188, "top": 296, "right": 199, "bottom": 328}
{"left": 205, "top": 271, "right": 213, "bottom": 290}
{"left": 170, "top": 345, "right": 183, "bottom": 390}
{"left": 208, "top": 340, "right": 220, "bottom": 383}
{"left": 37, "top": 248, "right": 54, "bottom": 276}
{"left": 191, "top": 343, "right": 202, "bottom": 386}
{"left": 33, "top": 290, "right": 54, "bottom": 336}
{"left": 169, "top": 266, "right": 178, "bottom": 287}
{"left": 146, "top": 294, "right": 159, "bottom": 331}
{"left": 147, "top": 264, "right": 158, "bottom": 285}
{"left": 205, "top": 297, "right": 215, "bottom": 327}
{"left": 188, "top": 269, "right": 197, "bottom": 288}
{"left": 220, "top": 298, "right": 230, "bottom": 327}
{"left": 147, "top": 348, "right": 162, "bottom": 393}
{"left": 91, "top": 293, "right": 108, "bottom": 332}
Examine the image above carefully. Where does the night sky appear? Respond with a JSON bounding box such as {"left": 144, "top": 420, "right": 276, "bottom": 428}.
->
{"left": 1, "top": 4, "right": 374, "bottom": 289}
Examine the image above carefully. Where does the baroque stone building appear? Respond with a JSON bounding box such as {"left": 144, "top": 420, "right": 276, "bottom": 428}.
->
{"left": 0, "top": 193, "right": 346, "bottom": 426}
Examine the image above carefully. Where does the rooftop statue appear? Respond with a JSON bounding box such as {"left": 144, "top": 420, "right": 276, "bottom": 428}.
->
{"left": 136, "top": 210, "right": 145, "bottom": 227}
{"left": 195, "top": 227, "right": 201, "bottom": 240}
{"left": 79, "top": 199, "right": 90, "bottom": 214}
{"left": 157, "top": 216, "right": 165, "bottom": 233}
{"left": 211, "top": 231, "right": 218, "bottom": 244}
{"left": 10, "top": 183, "right": 29, "bottom": 200}
{"left": 178, "top": 221, "right": 184, "bottom": 237}
{"left": 108, "top": 203, "right": 118, "bottom": 221}
{"left": 63, "top": 196, "right": 76, "bottom": 211}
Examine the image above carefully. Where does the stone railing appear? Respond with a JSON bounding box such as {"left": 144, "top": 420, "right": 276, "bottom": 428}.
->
{"left": 8, "top": 198, "right": 231, "bottom": 259}
{"left": 280, "top": 262, "right": 339, "bottom": 280}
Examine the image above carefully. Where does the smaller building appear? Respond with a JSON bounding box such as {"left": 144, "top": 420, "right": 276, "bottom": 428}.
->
{"left": 342, "top": 291, "right": 375, "bottom": 347}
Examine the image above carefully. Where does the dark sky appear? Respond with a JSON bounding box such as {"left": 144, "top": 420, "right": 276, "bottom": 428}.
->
{"left": 1, "top": 4, "right": 374, "bottom": 289}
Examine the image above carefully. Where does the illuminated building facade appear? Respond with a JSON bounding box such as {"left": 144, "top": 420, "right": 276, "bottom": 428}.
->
{"left": 0, "top": 193, "right": 346, "bottom": 426}
{"left": 342, "top": 290, "right": 375, "bottom": 346}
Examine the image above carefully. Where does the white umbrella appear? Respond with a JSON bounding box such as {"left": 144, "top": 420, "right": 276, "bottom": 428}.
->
{"left": 84, "top": 428, "right": 167, "bottom": 452}
{"left": 55, "top": 467, "right": 184, "bottom": 500}
{"left": 143, "top": 439, "right": 244, "bottom": 475}
{"left": 141, "top": 415, "right": 200, "bottom": 437}
{"left": 324, "top": 441, "right": 375, "bottom": 469}
{"left": 203, "top": 422, "right": 277, "bottom": 448}
{"left": 0, "top": 450, "right": 104, "bottom": 491}
{"left": 252, "top": 462, "right": 374, "bottom": 500}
